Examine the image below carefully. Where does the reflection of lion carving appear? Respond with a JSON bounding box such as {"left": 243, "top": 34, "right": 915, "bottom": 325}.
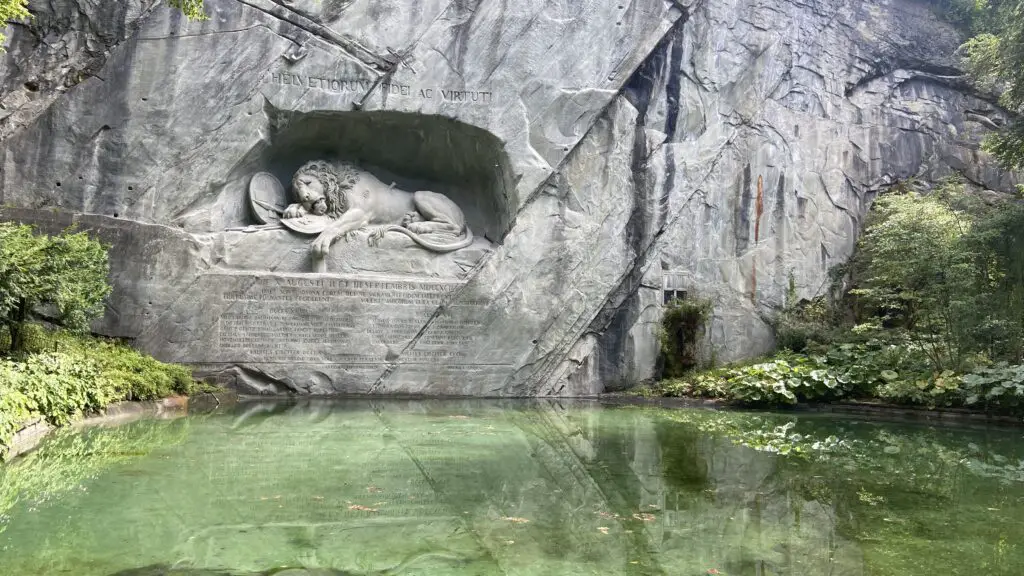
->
{"left": 282, "top": 160, "right": 473, "bottom": 264}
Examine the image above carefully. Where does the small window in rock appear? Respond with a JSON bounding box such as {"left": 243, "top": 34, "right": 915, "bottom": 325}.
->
{"left": 663, "top": 289, "right": 688, "bottom": 304}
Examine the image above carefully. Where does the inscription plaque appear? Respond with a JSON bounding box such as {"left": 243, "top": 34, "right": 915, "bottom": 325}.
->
{"left": 265, "top": 72, "right": 494, "bottom": 103}
{"left": 212, "top": 275, "right": 481, "bottom": 365}
{"left": 159, "top": 269, "right": 513, "bottom": 393}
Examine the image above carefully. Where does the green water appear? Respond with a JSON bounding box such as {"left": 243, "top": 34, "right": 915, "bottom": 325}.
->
{"left": 2, "top": 400, "right": 1024, "bottom": 575}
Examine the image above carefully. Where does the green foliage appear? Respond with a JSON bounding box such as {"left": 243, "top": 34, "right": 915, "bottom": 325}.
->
{"left": 850, "top": 181, "right": 1024, "bottom": 372}
{"left": 650, "top": 179, "right": 1024, "bottom": 416}
{"left": 957, "top": 0, "right": 1024, "bottom": 169}
{"left": 0, "top": 328, "right": 199, "bottom": 455}
{"left": 771, "top": 272, "right": 843, "bottom": 352}
{"left": 0, "top": 0, "right": 29, "bottom": 46}
{"left": 984, "top": 122, "right": 1024, "bottom": 171}
{"left": 0, "top": 223, "right": 111, "bottom": 351}
{"left": 0, "top": 0, "right": 207, "bottom": 47}
{"left": 656, "top": 351, "right": 852, "bottom": 406}
{"left": 927, "top": 0, "right": 990, "bottom": 29}
{"left": 0, "top": 384, "right": 32, "bottom": 455}
{"left": 851, "top": 189, "right": 971, "bottom": 346}
{"left": 655, "top": 337, "right": 1024, "bottom": 414}
{"left": 165, "top": 0, "right": 208, "bottom": 20}
{"left": 659, "top": 297, "right": 713, "bottom": 377}
{"left": 720, "top": 354, "right": 849, "bottom": 405}
{"left": 961, "top": 362, "right": 1024, "bottom": 410}
{"left": 652, "top": 330, "right": 1024, "bottom": 414}
{"left": 963, "top": 33, "right": 1005, "bottom": 92}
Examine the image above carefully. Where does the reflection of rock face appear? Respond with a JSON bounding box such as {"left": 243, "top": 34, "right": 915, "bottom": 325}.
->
{"left": 0, "top": 0, "right": 1020, "bottom": 394}
{"left": 0, "top": 401, "right": 877, "bottom": 575}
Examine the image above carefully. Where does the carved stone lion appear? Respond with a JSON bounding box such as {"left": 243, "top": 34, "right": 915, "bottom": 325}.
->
{"left": 251, "top": 160, "right": 473, "bottom": 272}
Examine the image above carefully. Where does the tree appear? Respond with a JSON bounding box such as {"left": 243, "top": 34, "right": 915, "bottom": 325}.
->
{"left": 960, "top": 0, "right": 1024, "bottom": 170}
{"left": 165, "top": 0, "right": 208, "bottom": 20}
{"left": 852, "top": 189, "right": 978, "bottom": 370}
{"left": 1, "top": 0, "right": 207, "bottom": 46}
{"left": 851, "top": 179, "right": 1024, "bottom": 369}
{"left": 0, "top": 0, "right": 27, "bottom": 46}
{"left": 0, "top": 223, "right": 111, "bottom": 351}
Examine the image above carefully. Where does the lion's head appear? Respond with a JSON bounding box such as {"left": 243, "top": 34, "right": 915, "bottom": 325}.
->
{"left": 291, "top": 160, "right": 359, "bottom": 219}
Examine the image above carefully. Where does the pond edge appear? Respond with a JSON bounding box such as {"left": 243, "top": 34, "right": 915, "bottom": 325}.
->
{"left": 600, "top": 393, "right": 1024, "bottom": 427}
{"left": 2, "top": 391, "right": 239, "bottom": 461}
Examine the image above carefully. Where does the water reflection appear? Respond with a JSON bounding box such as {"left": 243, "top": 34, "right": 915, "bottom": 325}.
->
{"left": 0, "top": 418, "right": 191, "bottom": 535}
{"left": 1, "top": 399, "right": 1022, "bottom": 575}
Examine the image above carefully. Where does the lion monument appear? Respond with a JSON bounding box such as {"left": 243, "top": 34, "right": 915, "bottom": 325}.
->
{"left": 248, "top": 160, "right": 473, "bottom": 272}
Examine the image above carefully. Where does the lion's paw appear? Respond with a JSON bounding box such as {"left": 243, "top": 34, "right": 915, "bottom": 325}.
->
{"left": 407, "top": 222, "right": 432, "bottom": 234}
{"left": 368, "top": 227, "right": 387, "bottom": 247}
{"left": 402, "top": 211, "right": 423, "bottom": 226}
{"left": 283, "top": 204, "right": 308, "bottom": 219}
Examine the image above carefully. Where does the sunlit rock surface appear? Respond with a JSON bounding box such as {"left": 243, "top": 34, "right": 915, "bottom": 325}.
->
{"left": 0, "top": 0, "right": 1019, "bottom": 394}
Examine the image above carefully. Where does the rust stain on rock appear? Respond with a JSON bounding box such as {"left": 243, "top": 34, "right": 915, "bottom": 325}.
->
{"left": 751, "top": 175, "right": 764, "bottom": 303}
{"left": 754, "top": 175, "right": 764, "bottom": 243}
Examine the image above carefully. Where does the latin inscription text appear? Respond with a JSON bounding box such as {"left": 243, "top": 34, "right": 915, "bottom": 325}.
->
{"left": 267, "top": 72, "right": 494, "bottom": 103}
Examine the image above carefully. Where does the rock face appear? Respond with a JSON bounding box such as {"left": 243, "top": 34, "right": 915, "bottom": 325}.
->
{"left": 0, "top": 0, "right": 1018, "bottom": 395}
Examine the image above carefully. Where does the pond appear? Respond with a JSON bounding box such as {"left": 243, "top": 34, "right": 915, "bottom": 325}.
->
{"left": 2, "top": 400, "right": 1024, "bottom": 575}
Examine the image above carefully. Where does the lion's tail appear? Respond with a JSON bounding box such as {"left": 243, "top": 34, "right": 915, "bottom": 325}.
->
{"left": 386, "top": 225, "right": 474, "bottom": 252}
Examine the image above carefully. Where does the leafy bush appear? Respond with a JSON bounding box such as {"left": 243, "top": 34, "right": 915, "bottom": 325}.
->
{"left": 961, "top": 363, "right": 1024, "bottom": 411}
{"left": 772, "top": 296, "right": 835, "bottom": 353}
{"left": 0, "top": 223, "right": 111, "bottom": 351}
{"left": 0, "top": 382, "right": 32, "bottom": 454}
{"left": 649, "top": 181, "right": 1024, "bottom": 415}
{"left": 660, "top": 297, "right": 713, "bottom": 377}
{"left": 723, "top": 355, "right": 848, "bottom": 405}
{"left": 654, "top": 337, "right": 996, "bottom": 409}
{"left": 657, "top": 351, "right": 852, "bottom": 406}
{"left": 25, "top": 329, "right": 196, "bottom": 401}
{"left": 771, "top": 269, "right": 847, "bottom": 352}
{"left": 850, "top": 181, "right": 1024, "bottom": 371}
{"left": 656, "top": 337, "right": 1024, "bottom": 415}
{"left": 0, "top": 328, "right": 199, "bottom": 454}
{"left": 955, "top": 0, "right": 1024, "bottom": 170}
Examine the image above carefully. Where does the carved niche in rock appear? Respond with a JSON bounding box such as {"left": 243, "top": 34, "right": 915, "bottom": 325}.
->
{"left": 248, "top": 160, "right": 474, "bottom": 273}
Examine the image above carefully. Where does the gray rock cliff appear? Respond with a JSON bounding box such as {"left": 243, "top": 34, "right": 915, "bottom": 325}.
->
{"left": 0, "top": 0, "right": 1018, "bottom": 395}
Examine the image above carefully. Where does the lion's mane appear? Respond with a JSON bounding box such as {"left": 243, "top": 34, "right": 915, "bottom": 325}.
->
{"left": 291, "top": 160, "right": 359, "bottom": 219}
